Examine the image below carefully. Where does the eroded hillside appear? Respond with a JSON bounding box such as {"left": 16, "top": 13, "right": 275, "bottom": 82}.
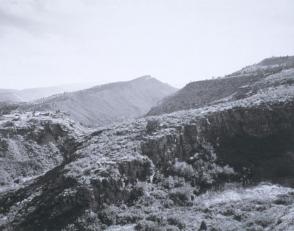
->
{"left": 1, "top": 78, "right": 294, "bottom": 230}
{"left": 0, "top": 112, "right": 85, "bottom": 191}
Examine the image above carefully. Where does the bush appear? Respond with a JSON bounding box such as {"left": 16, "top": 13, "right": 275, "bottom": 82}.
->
{"left": 162, "top": 176, "right": 185, "bottom": 189}
{"left": 167, "top": 217, "right": 186, "bottom": 229}
{"left": 0, "top": 139, "right": 8, "bottom": 153}
{"left": 169, "top": 187, "right": 192, "bottom": 206}
{"left": 146, "top": 119, "right": 160, "bottom": 134}
{"left": 135, "top": 220, "right": 160, "bottom": 231}
{"left": 171, "top": 161, "right": 194, "bottom": 179}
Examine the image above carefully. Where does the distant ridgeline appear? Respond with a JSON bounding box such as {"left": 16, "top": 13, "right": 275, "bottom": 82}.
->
{"left": 3, "top": 76, "right": 177, "bottom": 127}
{"left": 147, "top": 56, "right": 294, "bottom": 116}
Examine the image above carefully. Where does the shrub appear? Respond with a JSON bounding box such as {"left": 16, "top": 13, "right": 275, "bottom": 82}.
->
{"left": 0, "top": 139, "right": 8, "bottom": 153}
{"left": 169, "top": 187, "right": 192, "bottom": 206}
{"left": 171, "top": 161, "right": 194, "bottom": 179}
{"left": 146, "top": 119, "right": 160, "bottom": 134}
{"left": 135, "top": 220, "right": 160, "bottom": 231}
{"left": 167, "top": 217, "right": 186, "bottom": 229}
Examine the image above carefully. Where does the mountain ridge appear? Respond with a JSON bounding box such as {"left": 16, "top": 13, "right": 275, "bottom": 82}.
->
{"left": 0, "top": 83, "right": 99, "bottom": 103}
{"left": 147, "top": 55, "right": 294, "bottom": 116}
{"left": 23, "top": 76, "right": 177, "bottom": 127}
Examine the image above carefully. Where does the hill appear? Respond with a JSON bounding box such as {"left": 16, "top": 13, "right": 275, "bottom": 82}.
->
{"left": 25, "top": 76, "right": 176, "bottom": 127}
{"left": 147, "top": 56, "right": 294, "bottom": 116}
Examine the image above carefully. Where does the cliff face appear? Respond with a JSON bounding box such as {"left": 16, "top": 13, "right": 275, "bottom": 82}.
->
{"left": 145, "top": 101, "right": 294, "bottom": 186}
{"left": 143, "top": 101, "right": 294, "bottom": 186}
{"left": 1, "top": 84, "right": 294, "bottom": 230}
{"left": 0, "top": 112, "right": 84, "bottom": 190}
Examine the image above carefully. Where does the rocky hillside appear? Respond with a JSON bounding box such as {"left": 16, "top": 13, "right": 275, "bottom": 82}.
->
{"left": 23, "top": 76, "right": 176, "bottom": 127}
{"left": 147, "top": 56, "right": 294, "bottom": 116}
{"left": 0, "top": 111, "right": 85, "bottom": 191}
{"left": 1, "top": 68, "right": 294, "bottom": 230}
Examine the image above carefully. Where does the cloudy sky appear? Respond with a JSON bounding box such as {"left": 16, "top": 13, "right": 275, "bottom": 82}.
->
{"left": 0, "top": 0, "right": 293, "bottom": 89}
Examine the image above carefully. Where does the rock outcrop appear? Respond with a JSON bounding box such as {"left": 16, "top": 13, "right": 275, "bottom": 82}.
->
{"left": 0, "top": 111, "right": 85, "bottom": 190}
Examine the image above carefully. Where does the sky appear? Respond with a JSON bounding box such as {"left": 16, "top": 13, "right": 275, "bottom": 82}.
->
{"left": 0, "top": 0, "right": 294, "bottom": 89}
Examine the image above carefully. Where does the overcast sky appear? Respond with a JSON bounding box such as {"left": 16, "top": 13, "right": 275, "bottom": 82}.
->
{"left": 0, "top": 0, "right": 293, "bottom": 89}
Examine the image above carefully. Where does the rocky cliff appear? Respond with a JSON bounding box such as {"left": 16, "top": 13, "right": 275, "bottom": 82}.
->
{"left": 0, "top": 111, "right": 85, "bottom": 191}
{"left": 1, "top": 77, "right": 294, "bottom": 230}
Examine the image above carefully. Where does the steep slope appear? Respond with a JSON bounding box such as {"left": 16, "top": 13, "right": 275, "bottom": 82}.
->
{"left": 0, "top": 111, "right": 85, "bottom": 191}
{"left": 25, "top": 76, "right": 176, "bottom": 127}
{"left": 147, "top": 56, "right": 294, "bottom": 116}
{"left": 1, "top": 75, "right": 294, "bottom": 230}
